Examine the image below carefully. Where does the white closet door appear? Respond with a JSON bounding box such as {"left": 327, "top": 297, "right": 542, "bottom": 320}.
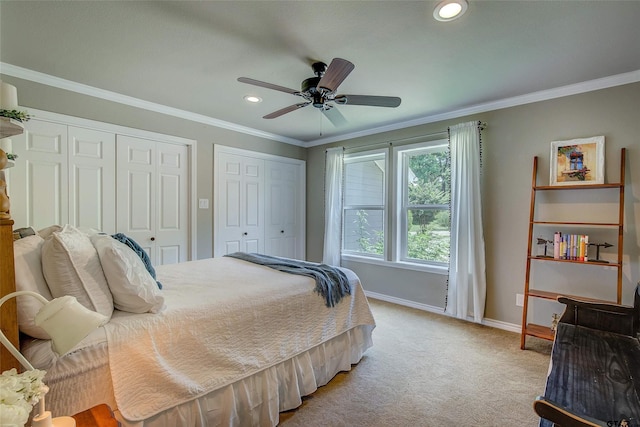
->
{"left": 155, "top": 142, "right": 188, "bottom": 265}
{"left": 10, "top": 120, "right": 69, "bottom": 229}
{"left": 215, "top": 152, "right": 264, "bottom": 256}
{"left": 117, "top": 135, "right": 189, "bottom": 265}
{"left": 265, "top": 160, "right": 302, "bottom": 259}
{"left": 116, "top": 135, "right": 156, "bottom": 260}
{"left": 68, "top": 126, "right": 116, "bottom": 233}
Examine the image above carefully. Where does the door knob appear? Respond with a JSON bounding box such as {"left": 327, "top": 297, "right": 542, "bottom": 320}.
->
{"left": 243, "top": 232, "right": 248, "bottom": 236}
{"left": 281, "top": 230, "right": 284, "bottom": 233}
{"left": 150, "top": 237, "right": 155, "bottom": 241}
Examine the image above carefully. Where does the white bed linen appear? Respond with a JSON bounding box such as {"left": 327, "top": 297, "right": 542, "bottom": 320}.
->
{"left": 22, "top": 257, "right": 375, "bottom": 426}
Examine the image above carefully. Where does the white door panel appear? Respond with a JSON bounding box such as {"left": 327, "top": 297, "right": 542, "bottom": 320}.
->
{"left": 68, "top": 126, "right": 115, "bottom": 233}
{"left": 215, "top": 152, "right": 264, "bottom": 256}
{"left": 265, "top": 161, "right": 302, "bottom": 259}
{"left": 117, "top": 135, "right": 188, "bottom": 265}
{"left": 117, "top": 136, "right": 157, "bottom": 261}
{"left": 9, "top": 120, "right": 68, "bottom": 229}
{"left": 127, "top": 170, "right": 154, "bottom": 231}
{"left": 155, "top": 142, "right": 188, "bottom": 264}
{"left": 158, "top": 245, "right": 180, "bottom": 265}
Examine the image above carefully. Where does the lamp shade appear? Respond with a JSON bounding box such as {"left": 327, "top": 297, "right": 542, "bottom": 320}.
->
{"left": 0, "top": 138, "right": 12, "bottom": 153}
{"left": 35, "top": 296, "right": 108, "bottom": 355}
{"left": 0, "top": 80, "right": 19, "bottom": 110}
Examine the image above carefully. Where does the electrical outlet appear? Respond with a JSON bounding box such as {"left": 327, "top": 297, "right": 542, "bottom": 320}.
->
{"left": 198, "top": 198, "right": 209, "bottom": 209}
{"left": 516, "top": 293, "right": 524, "bottom": 307}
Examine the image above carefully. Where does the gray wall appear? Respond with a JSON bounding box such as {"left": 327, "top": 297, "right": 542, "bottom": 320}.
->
{"left": 1, "top": 76, "right": 307, "bottom": 260}
{"left": 4, "top": 74, "right": 639, "bottom": 327}
{"left": 307, "top": 82, "right": 640, "bottom": 326}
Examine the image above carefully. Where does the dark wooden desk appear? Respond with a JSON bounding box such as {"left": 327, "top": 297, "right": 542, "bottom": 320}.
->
{"left": 72, "top": 404, "right": 118, "bottom": 427}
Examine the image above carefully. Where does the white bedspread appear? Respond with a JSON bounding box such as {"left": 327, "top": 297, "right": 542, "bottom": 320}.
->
{"left": 104, "top": 257, "right": 375, "bottom": 422}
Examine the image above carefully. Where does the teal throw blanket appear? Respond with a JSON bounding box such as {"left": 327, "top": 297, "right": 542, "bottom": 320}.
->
{"left": 224, "top": 252, "right": 351, "bottom": 307}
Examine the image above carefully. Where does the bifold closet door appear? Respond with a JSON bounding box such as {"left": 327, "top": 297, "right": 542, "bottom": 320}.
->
{"left": 10, "top": 120, "right": 68, "bottom": 228}
{"left": 9, "top": 120, "right": 115, "bottom": 231}
{"left": 215, "top": 152, "right": 265, "bottom": 256}
{"left": 68, "top": 126, "right": 116, "bottom": 233}
{"left": 116, "top": 135, "right": 188, "bottom": 265}
{"left": 265, "top": 160, "right": 303, "bottom": 259}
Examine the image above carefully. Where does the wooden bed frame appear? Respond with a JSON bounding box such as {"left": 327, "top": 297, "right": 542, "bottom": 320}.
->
{"left": 0, "top": 217, "right": 20, "bottom": 372}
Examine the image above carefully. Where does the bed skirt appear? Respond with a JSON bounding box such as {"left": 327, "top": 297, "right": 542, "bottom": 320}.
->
{"left": 116, "top": 324, "right": 373, "bottom": 426}
{"left": 35, "top": 324, "right": 373, "bottom": 426}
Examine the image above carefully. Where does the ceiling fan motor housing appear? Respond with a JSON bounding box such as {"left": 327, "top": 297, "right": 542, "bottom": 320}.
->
{"left": 311, "top": 62, "right": 327, "bottom": 77}
{"left": 301, "top": 76, "right": 327, "bottom": 108}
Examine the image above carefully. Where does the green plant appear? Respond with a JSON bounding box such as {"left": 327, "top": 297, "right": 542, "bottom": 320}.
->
{"left": 406, "top": 222, "right": 450, "bottom": 262}
{"left": 355, "top": 210, "right": 384, "bottom": 255}
{"left": 0, "top": 109, "right": 30, "bottom": 122}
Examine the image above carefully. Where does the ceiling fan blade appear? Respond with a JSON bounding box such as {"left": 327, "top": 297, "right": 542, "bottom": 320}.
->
{"left": 335, "top": 94, "right": 401, "bottom": 108}
{"left": 263, "top": 102, "right": 310, "bottom": 119}
{"left": 237, "top": 77, "right": 299, "bottom": 95}
{"left": 322, "top": 106, "right": 348, "bottom": 128}
{"left": 317, "top": 58, "right": 354, "bottom": 92}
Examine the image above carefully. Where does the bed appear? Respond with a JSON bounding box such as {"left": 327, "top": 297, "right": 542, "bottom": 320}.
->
{"left": 2, "top": 223, "right": 376, "bottom": 426}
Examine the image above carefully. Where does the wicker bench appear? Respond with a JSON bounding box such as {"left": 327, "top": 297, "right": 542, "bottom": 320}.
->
{"left": 534, "top": 285, "right": 640, "bottom": 427}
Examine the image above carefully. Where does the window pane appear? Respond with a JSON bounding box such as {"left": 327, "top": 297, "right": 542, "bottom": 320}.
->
{"left": 344, "top": 157, "right": 385, "bottom": 205}
{"left": 343, "top": 209, "right": 384, "bottom": 256}
{"left": 406, "top": 208, "right": 450, "bottom": 263}
{"left": 407, "top": 150, "right": 450, "bottom": 206}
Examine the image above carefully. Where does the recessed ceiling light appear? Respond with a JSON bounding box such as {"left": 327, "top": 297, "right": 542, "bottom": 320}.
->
{"left": 433, "top": 0, "right": 468, "bottom": 22}
{"left": 244, "top": 95, "right": 262, "bottom": 103}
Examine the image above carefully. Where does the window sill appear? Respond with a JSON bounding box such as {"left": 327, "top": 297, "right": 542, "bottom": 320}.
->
{"left": 341, "top": 254, "right": 449, "bottom": 275}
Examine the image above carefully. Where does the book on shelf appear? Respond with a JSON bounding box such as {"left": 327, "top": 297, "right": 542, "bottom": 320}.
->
{"left": 552, "top": 232, "right": 588, "bottom": 261}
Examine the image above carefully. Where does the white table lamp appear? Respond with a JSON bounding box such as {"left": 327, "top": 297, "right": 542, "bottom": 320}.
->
{"left": 0, "top": 290, "right": 109, "bottom": 427}
{"left": 0, "top": 80, "right": 19, "bottom": 110}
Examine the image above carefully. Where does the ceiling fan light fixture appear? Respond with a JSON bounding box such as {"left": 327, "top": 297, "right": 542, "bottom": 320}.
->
{"left": 433, "top": 0, "right": 468, "bottom": 21}
{"left": 244, "top": 95, "right": 262, "bottom": 103}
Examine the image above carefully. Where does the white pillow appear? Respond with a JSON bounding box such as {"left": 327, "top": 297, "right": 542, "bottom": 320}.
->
{"left": 37, "top": 224, "right": 62, "bottom": 240}
{"left": 41, "top": 225, "right": 113, "bottom": 319}
{"left": 13, "top": 235, "right": 53, "bottom": 339}
{"left": 91, "top": 234, "right": 165, "bottom": 314}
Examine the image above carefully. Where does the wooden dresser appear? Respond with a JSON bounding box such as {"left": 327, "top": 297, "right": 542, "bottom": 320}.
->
{"left": 73, "top": 404, "right": 118, "bottom": 427}
{"left": 0, "top": 217, "right": 19, "bottom": 372}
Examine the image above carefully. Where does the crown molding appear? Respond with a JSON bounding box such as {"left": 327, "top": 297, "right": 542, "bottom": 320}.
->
{"left": 0, "top": 62, "right": 305, "bottom": 147}
{"left": 306, "top": 69, "right": 640, "bottom": 147}
{"left": 2, "top": 62, "right": 638, "bottom": 149}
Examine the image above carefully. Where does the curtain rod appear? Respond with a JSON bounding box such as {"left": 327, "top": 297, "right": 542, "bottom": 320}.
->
{"left": 339, "top": 121, "right": 487, "bottom": 153}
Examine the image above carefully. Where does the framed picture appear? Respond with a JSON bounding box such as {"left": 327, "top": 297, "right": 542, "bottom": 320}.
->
{"left": 550, "top": 136, "right": 605, "bottom": 186}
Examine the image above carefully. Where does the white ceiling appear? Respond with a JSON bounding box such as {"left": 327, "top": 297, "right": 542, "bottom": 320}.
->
{"left": 1, "top": 1, "right": 639, "bottom": 147}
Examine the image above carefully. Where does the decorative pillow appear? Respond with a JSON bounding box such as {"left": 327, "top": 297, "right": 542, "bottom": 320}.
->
{"left": 91, "top": 235, "right": 165, "bottom": 313}
{"left": 13, "top": 227, "right": 37, "bottom": 241}
{"left": 37, "top": 224, "right": 62, "bottom": 240}
{"left": 41, "top": 224, "right": 114, "bottom": 319}
{"left": 13, "top": 235, "right": 53, "bottom": 339}
{"left": 111, "top": 233, "right": 162, "bottom": 289}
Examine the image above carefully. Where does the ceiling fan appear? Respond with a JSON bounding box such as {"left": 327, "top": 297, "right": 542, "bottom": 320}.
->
{"left": 237, "top": 58, "right": 401, "bottom": 127}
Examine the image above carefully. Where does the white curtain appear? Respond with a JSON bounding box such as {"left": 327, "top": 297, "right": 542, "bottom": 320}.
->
{"left": 323, "top": 147, "right": 344, "bottom": 266}
{"left": 446, "top": 121, "right": 487, "bottom": 323}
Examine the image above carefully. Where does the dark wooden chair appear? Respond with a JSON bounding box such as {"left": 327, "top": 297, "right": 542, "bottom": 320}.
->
{"left": 534, "top": 284, "right": 640, "bottom": 427}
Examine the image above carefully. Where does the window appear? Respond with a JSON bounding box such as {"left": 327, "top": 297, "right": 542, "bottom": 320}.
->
{"left": 342, "top": 149, "right": 386, "bottom": 258}
{"left": 341, "top": 140, "right": 450, "bottom": 270}
{"left": 397, "top": 142, "right": 450, "bottom": 265}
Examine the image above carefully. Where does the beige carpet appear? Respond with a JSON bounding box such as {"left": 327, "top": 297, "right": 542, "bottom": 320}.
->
{"left": 279, "top": 298, "right": 552, "bottom": 427}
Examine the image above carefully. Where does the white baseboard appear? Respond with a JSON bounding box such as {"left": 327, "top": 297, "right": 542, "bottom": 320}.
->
{"left": 364, "top": 291, "right": 521, "bottom": 334}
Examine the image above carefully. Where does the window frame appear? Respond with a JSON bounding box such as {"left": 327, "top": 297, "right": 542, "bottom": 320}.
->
{"left": 341, "top": 148, "right": 388, "bottom": 259}
{"left": 340, "top": 140, "right": 450, "bottom": 275}
{"left": 395, "top": 140, "right": 450, "bottom": 267}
